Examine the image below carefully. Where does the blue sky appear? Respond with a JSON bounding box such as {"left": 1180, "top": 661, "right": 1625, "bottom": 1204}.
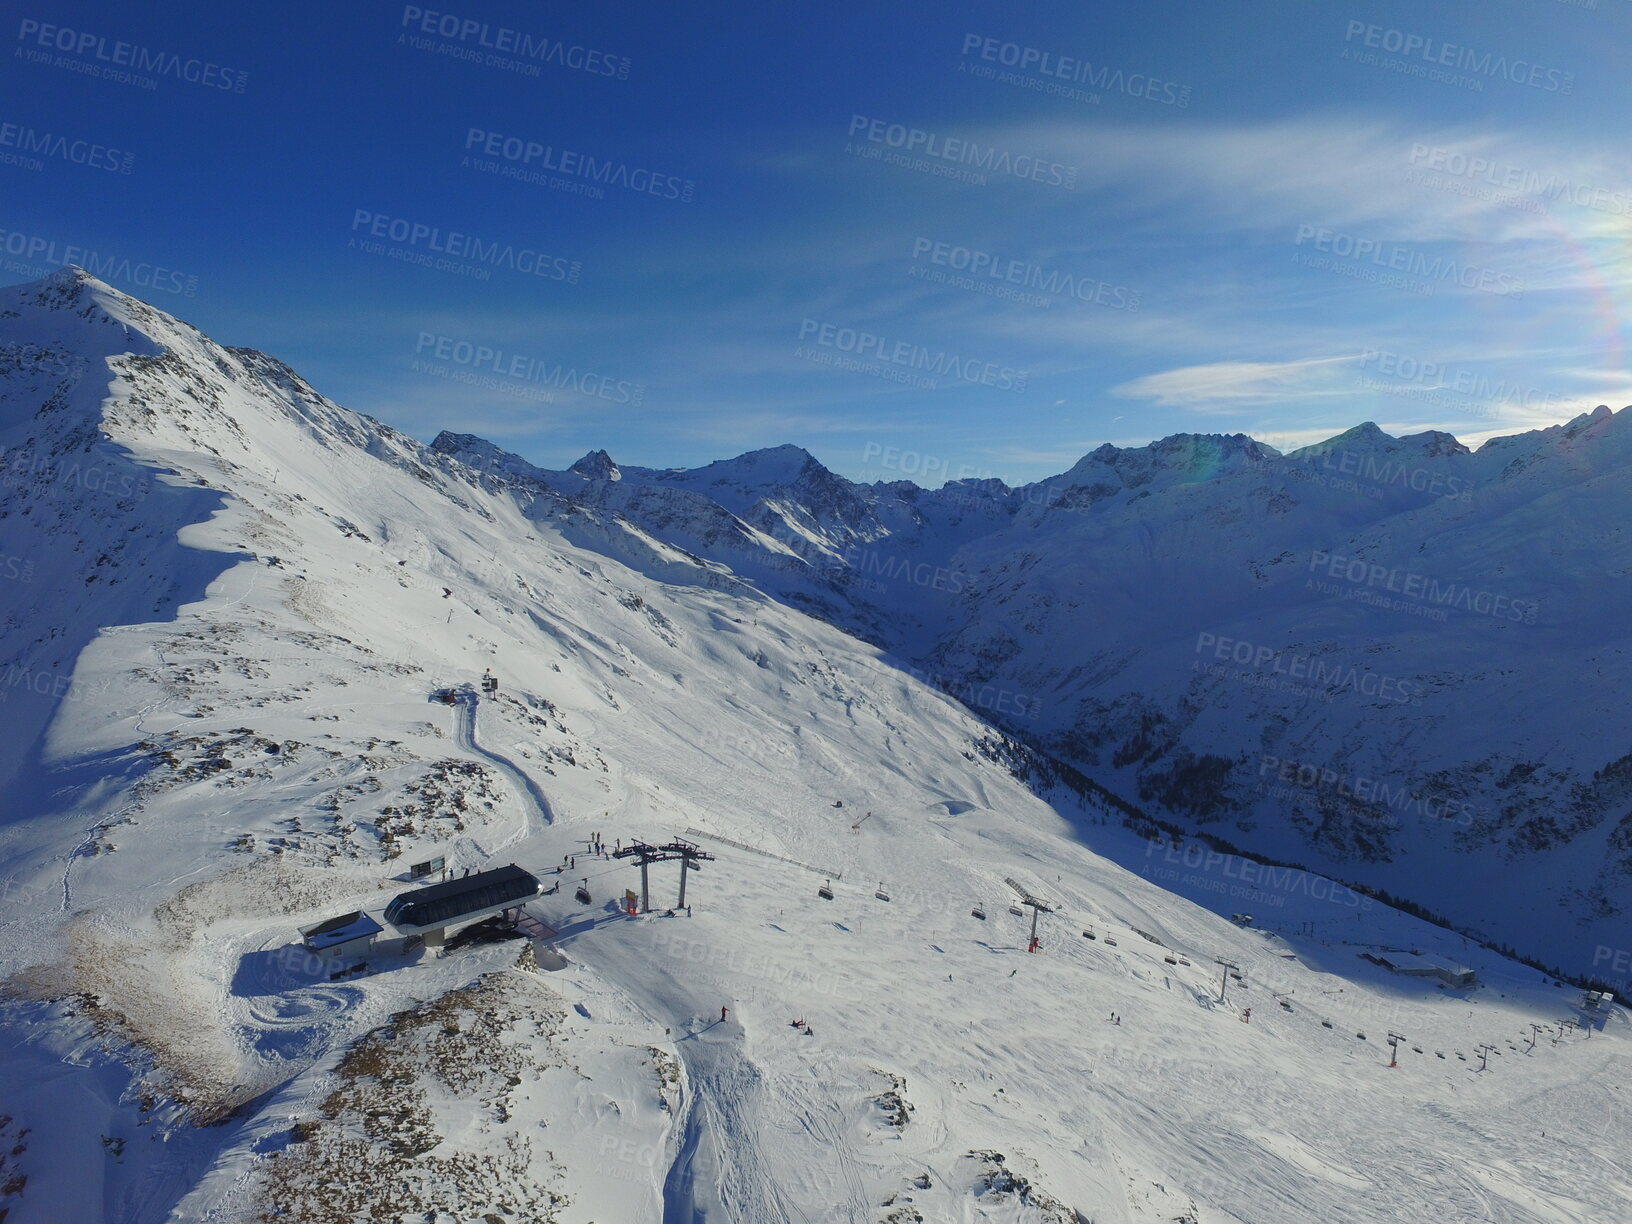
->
{"left": 4, "top": 0, "right": 1630, "bottom": 484}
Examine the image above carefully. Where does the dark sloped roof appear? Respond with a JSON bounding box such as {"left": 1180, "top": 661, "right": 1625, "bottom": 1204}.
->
{"left": 394, "top": 863, "right": 534, "bottom": 908}
{"left": 384, "top": 863, "right": 540, "bottom": 930}
{"left": 300, "top": 910, "right": 383, "bottom": 949}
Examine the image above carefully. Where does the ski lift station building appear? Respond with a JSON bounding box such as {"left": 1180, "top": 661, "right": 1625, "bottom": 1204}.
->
{"left": 1365, "top": 949, "right": 1476, "bottom": 988}
{"left": 383, "top": 863, "right": 543, "bottom": 947}
{"left": 299, "top": 910, "right": 384, "bottom": 964}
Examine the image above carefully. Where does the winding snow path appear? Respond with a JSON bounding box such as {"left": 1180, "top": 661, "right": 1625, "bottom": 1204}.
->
{"left": 452, "top": 693, "right": 555, "bottom": 851}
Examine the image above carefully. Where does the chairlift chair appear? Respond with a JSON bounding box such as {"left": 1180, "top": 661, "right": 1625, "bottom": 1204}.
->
{"left": 817, "top": 879, "right": 834, "bottom": 901}
{"left": 971, "top": 904, "right": 986, "bottom": 920}
{"left": 574, "top": 879, "right": 592, "bottom": 905}
{"left": 875, "top": 882, "right": 890, "bottom": 901}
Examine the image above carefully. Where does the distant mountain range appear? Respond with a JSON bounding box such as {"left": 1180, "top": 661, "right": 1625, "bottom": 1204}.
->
{"left": 3, "top": 262, "right": 1626, "bottom": 980}
{"left": 3, "top": 266, "right": 1629, "bottom": 1222}
{"left": 435, "top": 407, "right": 1632, "bottom": 975}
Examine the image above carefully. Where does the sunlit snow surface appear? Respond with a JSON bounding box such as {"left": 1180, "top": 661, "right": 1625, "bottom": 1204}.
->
{"left": 0, "top": 270, "right": 1625, "bottom": 1223}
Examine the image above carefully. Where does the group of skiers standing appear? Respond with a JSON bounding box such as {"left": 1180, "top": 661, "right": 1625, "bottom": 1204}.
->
{"left": 561, "top": 833, "right": 618, "bottom": 871}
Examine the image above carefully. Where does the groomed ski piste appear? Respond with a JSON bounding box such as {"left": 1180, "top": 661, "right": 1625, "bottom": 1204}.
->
{"left": 0, "top": 269, "right": 1628, "bottom": 1223}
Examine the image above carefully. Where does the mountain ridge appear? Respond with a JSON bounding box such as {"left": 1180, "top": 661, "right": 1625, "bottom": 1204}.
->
{"left": 3, "top": 268, "right": 1631, "bottom": 1223}
{"left": 432, "top": 400, "right": 1632, "bottom": 980}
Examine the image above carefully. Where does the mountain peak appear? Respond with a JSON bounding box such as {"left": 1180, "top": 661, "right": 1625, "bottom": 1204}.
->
{"left": 1288, "top": 421, "right": 1478, "bottom": 463}
{"left": 1062, "top": 431, "right": 1274, "bottom": 488}
{"left": 1335, "top": 421, "right": 1388, "bottom": 443}
{"left": 675, "top": 444, "right": 826, "bottom": 487}
{"left": 0, "top": 265, "right": 182, "bottom": 362}
{"left": 569, "top": 449, "right": 621, "bottom": 481}
{"left": 16, "top": 265, "right": 134, "bottom": 314}
{"left": 738, "top": 443, "right": 819, "bottom": 467}
{"left": 37, "top": 263, "right": 98, "bottom": 291}
{"left": 429, "top": 431, "right": 528, "bottom": 475}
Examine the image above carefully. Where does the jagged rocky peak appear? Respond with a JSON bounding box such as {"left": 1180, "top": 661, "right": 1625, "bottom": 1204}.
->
{"left": 569, "top": 448, "right": 621, "bottom": 481}
{"left": 432, "top": 430, "right": 501, "bottom": 463}
{"left": 427, "top": 432, "right": 560, "bottom": 484}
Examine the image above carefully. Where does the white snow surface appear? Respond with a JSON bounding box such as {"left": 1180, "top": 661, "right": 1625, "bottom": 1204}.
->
{"left": 0, "top": 269, "right": 1626, "bottom": 1223}
{"left": 435, "top": 411, "right": 1632, "bottom": 979}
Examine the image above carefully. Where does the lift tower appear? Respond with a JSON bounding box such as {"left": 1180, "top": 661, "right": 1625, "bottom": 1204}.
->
{"left": 613, "top": 838, "right": 716, "bottom": 912}
{"left": 1003, "top": 876, "right": 1054, "bottom": 953}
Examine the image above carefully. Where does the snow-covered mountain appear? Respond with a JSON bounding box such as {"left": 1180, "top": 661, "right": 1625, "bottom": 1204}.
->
{"left": 1, "top": 268, "right": 1628, "bottom": 1224}
{"left": 435, "top": 407, "right": 1632, "bottom": 979}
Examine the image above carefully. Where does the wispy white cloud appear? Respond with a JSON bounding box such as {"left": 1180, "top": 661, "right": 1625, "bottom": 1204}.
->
{"left": 1110, "top": 355, "right": 1363, "bottom": 411}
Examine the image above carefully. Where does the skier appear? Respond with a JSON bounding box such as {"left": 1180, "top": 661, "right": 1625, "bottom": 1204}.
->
{"left": 721, "top": 1005, "right": 728, "bottom": 1023}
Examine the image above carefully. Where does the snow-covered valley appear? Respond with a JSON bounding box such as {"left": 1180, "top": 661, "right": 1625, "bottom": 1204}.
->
{"left": 0, "top": 269, "right": 1627, "bottom": 1223}
{"left": 432, "top": 402, "right": 1632, "bottom": 982}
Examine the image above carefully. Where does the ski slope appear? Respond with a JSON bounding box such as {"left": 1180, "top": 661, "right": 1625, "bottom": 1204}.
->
{"left": 433, "top": 412, "right": 1632, "bottom": 980}
{"left": 0, "top": 269, "right": 1625, "bottom": 1223}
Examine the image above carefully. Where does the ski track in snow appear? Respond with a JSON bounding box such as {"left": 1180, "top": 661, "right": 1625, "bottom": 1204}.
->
{"left": 454, "top": 691, "right": 555, "bottom": 849}
{"left": 60, "top": 801, "right": 136, "bottom": 912}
